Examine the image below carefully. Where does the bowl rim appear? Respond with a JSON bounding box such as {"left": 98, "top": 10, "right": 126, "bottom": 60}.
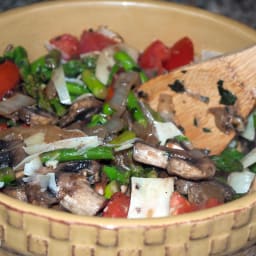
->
{"left": 1, "top": 0, "right": 256, "bottom": 227}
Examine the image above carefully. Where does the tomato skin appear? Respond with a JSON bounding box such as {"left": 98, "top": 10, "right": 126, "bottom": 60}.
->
{"left": 138, "top": 40, "right": 169, "bottom": 75}
{"left": 79, "top": 30, "right": 117, "bottom": 54}
{"left": 0, "top": 60, "right": 20, "bottom": 99}
{"left": 163, "top": 36, "right": 194, "bottom": 71}
{"left": 0, "top": 123, "right": 8, "bottom": 131}
{"left": 170, "top": 192, "right": 197, "bottom": 215}
{"left": 102, "top": 192, "right": 130, "bottom": 218}
{"left": 170, "top": 192, "right": 222, "bottom": 215}
{"left": 49, "top": 34, "right": 80, "bottom": 60}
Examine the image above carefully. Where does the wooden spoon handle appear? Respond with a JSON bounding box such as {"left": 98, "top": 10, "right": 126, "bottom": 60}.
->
{"left": 139, "top": 45, "right": 256, "bottom": 155}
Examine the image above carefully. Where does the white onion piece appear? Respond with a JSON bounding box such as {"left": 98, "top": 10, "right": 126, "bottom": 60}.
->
{"left": 0, "top": 182, "right": 4, "bottom": 189}
{"left": 24, "top": 136, "right": 102, "bottom": 155}
{"left": 153, "top": 121, "right": 183, "bottom": 145}
{"left": 241, "top": 147, "right": 256, "bottom": 168}
{"left": 128, "top": 177, "right": 174, "bottom": 218}
{"left": 241, "top": 112, "right": 255, "bottom": 141}
{"left": 227, "top": 169, "right": 255, "bottom": 194}
{"left": 47, "top": 173, "right": 59, "bottom": 194}
{"left": 0, "top": 93, "right": 35, "bottom": 116}
{"left": 52, "top": 66, "right": 71, "bottom": 105}
{"left": 24, "top": 132, "right": 45, "bottom": 146}
{"left": 24, "top": 156, "right": 43, "bottom": 176}
{"left": 95, "top": 47, "right": 116, "bottom": 84}
{"left": 14, "top": 154, "right": 40, "bottom": 171}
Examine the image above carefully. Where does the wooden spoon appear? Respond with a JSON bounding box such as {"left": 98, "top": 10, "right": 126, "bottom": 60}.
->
{"left": 138, "top": 45, "right": 256, "bottom": 155}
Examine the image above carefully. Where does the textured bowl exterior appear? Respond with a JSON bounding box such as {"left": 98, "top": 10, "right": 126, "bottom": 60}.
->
{"left": 0, "top": 1, "right": 256, "bottom": 255}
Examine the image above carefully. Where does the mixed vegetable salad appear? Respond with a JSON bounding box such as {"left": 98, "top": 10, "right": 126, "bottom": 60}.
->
{"left": 0, "top": 26, "right": 255, "bottom": 218}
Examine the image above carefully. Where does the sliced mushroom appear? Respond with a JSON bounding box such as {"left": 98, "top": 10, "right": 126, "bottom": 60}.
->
{"left": 0, "top": 139, "right": 26, "bottom": 168}
{"left": 133, "top": 142, "right": 216, "bottom": 180}
{"left": 59, "top": 95, "right": 102, "bottom": 127}
{"left": 0, "top": 125, "right": 85, "bottom": 143}
{"left": 209, "top": 106, "right": 245, "bottom": 134}
{"left": 19, "top": 106, "right": 58, "bottom": 126}
{"left": 25, "top": 182, "right": 58, "bottom": 208}
{"left": 56, "top": 160, "right": 101, "bottom": 184}
{"left": 57, "top": 173, "right": 105, "bottom": 216}
{"left": 2, "top": 184, "right": 28, "bottom": 202}
{"left": 167, "top": 156, "right": 216, "bottom": 180}
{"left": 175, "top": 178, "right": 235, "bottom": 204}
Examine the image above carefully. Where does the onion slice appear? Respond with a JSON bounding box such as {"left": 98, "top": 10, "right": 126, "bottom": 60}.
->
{"left": 52, "top": 66, "right": 72, "bottom": 105}
{"left": 0, "top": 93, "right": 35, "bottom": 117}
{"left": 23, "top": 136, "right": 103, "bottom": 155}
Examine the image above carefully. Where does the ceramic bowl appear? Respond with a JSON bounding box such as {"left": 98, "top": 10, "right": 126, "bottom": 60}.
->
{"left": 0, "top": 1, "right": 256, "bottom": 256}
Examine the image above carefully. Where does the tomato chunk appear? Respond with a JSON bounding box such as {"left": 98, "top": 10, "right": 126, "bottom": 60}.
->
{"left": 138, "top": 40, "right": 169, "bottom": 74}
{"left": 163, "top": 36, "right": 194, "bottom": 71}
{"left": 0, "top": 60, "right": 20, "bottom": 99}
{"left": 102, "top": 192, "right": 130, "bottom": 218}
{"left": 170, "top": 192, "right": 197, "bottom": 215}
{"left": 79, "top": 30, "right": 117, "bottom": 54}
{"left": 49, "top": 34, "right": 80, "bottom": 60}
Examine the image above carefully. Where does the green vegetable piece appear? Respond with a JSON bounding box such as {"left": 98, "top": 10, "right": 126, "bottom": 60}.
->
{"left": 174, "top": 135, "right": 189, "bottom": 142}
{"left": 104, "top": 180, "right": 120, "bottom": 199}
{"left": 82, "top": 70, "right": 107, "bottom": 99}
{"left": 102, "top": 103, "right": 114, "bottom": 116}
{"left": 40, "top": 146, "right": 114, "bottom": 164}
{"left": 66, "top": 81, "right": 89, "bottom": 96}
{"left": 110, "top": 130, "right": 136, "bottom": 145}
{"left": 0, "top": 167, "right": 16, "bottom": 184}
{"left": 114, "top": 50, "right": 148, "bottom": 82}
{"left": 127, "top": 91, "right": 147, "bottom": 126}
{"left": 87, "top": 114, "right": 107, "bottom": 127}
{"left": 211, "top": 148, "right": 244, "bottom": 172}
{"left": 49, "top": 98, "right": 67, "bottom": 117}
{"left": 103, "top": 166, "right": 129, "bottom": 184}
{"left": 114, "top": 50, "right": 138, "bottom": 71}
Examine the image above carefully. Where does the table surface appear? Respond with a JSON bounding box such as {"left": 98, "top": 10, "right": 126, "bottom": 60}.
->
{"left": 0, "top": 0, "right": 255, "bottom": 256}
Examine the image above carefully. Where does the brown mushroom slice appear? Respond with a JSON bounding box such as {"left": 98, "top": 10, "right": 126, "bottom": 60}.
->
{"left": 133, "top": 142, "right": 169, "bottom": 169}
{"left": 57, "top": 173, "right": 105, "bottom": 216}
{"left": 133, "top": 142, "right": 215, "bottom": 180}
{"left": 19, "top": 106, "right": 58, "bottom": 126}
{"left": 59, "top": 95, "right": 102, "bottom": 127}
{"left": 167, "top": 157, "right": 216, "bottom": 180}
{"left": 56, "top": 160, "right": 101, "bottom": 185}
{"left": 2, "top": 184, "right": 28, "bottom": 202}
{"left": 175, "top": 178, "right": 235, "bottom": 204}
{"left": 25, "top": 182, "right": 58, "bottom": 208}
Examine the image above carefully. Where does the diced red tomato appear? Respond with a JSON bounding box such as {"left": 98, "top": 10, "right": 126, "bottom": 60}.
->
{"left": 170, "top": 192, "right": 222, "bottom": 215}
{"left": 102, "top": 192, "right": 130, "bottom": 218}
{"left": 0, "top": 123, "right": 8, "bottom": 131}
{"left": 170, "top": 192, "right": 197, "bottom": 215}
{"left": 163, "top": 36, "right": 194, "bottom": 71}
{"left": 49, "top": 34, "right": 80, "bottom": 60}
{"left": 0, "top": 60, "right": 20, "bottom": 99}
{"left": 105, "top": 84, "right": 115, "bottom": 101}
{"left": 138, "top": 40, "right": 169, "bottom": 74}
{"left": 79, "top": 30, "right": 117, "bottom": 54}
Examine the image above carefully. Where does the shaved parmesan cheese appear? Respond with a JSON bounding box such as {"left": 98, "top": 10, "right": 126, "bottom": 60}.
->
{"left": 24, "top": 136, "right": 102, "bottom": 155}
{"left": 128, "top": 177, "right": 174, "bottom": 219}
{"left": 153, "top": 121, "right": 183, "bottom": 145}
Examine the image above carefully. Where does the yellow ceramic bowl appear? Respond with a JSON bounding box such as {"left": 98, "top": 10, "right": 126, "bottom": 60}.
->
{"left": 0, "top": 1, "right": 256, "bottom": 256}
